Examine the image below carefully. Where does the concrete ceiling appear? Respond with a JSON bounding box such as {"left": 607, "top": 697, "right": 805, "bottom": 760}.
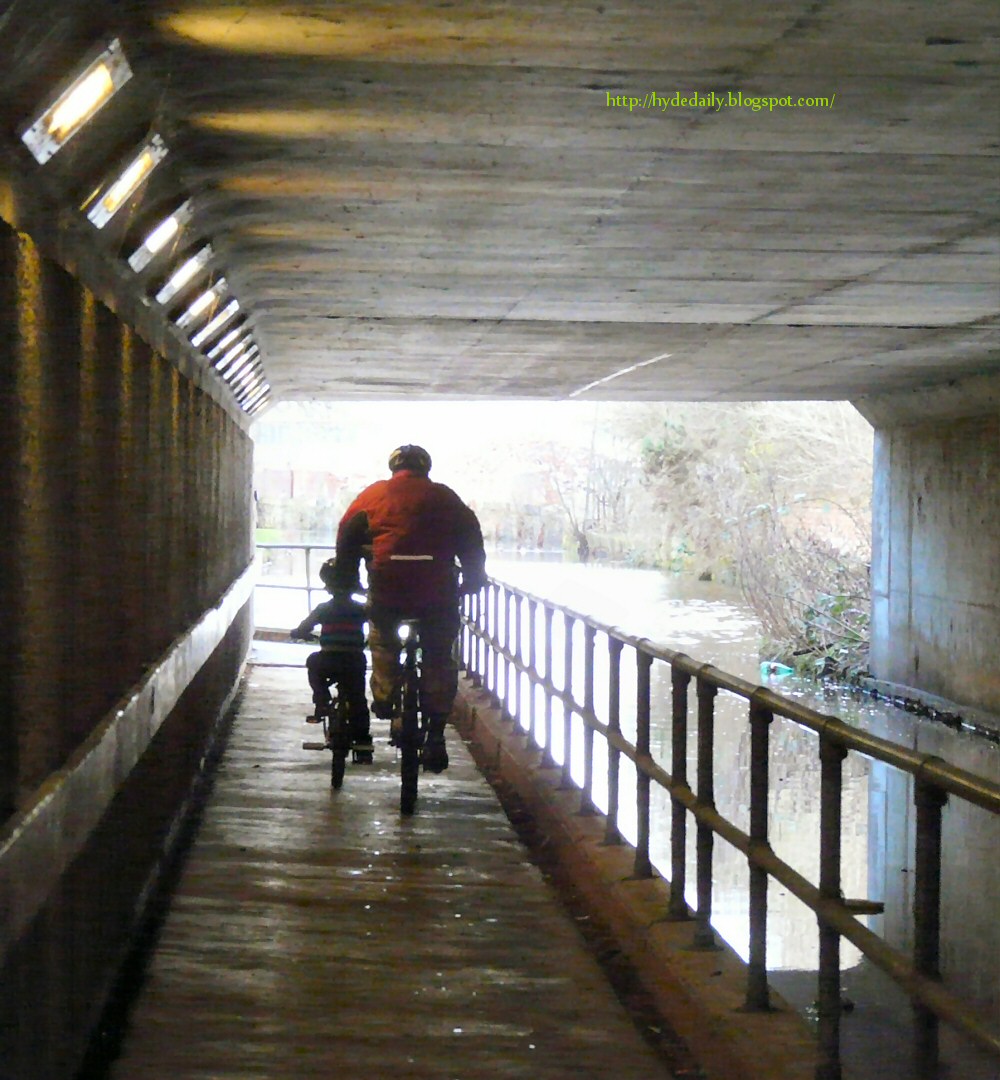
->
{"left": 2, "top": 1, "right": 998, "bottom": 405}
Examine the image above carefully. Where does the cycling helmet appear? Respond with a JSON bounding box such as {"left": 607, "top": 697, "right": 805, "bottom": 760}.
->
{"left": 318, "top": 557, "right": 340, "bottom": 589}
{"left": 388, "top": 444, "right": 432, "bottom": 475}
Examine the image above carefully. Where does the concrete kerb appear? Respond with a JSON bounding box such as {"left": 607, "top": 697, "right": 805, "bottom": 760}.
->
{"left": 451, "top": 680, "right": 820, "bottom": 1080}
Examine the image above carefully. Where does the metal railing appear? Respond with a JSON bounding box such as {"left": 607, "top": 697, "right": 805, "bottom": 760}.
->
{"left": 256, "top": 541, "right": 336, "bottom": 615}
{"left": 460, "top": 577, "right": 1000, "bottom": 1080}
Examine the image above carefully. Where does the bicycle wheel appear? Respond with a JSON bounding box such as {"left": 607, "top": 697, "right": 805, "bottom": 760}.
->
{"left": 330, "top": 702, "right": 350, "bottom": 789}
{"left": 399, "top": 663, "right": 420, "bottom": 814}
{"left": 400, "top": 745, "right": 419, "bottom": 815}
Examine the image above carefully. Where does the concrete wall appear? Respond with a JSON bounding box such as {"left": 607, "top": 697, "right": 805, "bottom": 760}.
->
{"left": 0, "top": 219, "right": 256, "bottom": 1079}
{"left": 858, "top": 377, "right": 1000, "bottom": 716}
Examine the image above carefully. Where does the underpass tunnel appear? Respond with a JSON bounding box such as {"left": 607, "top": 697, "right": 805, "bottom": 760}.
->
{"left": 0, "top": 3, "right": 997, "bottom": 1077}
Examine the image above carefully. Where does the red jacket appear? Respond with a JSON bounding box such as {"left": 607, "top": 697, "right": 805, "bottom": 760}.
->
{"left": 336, "top": 470, "right": 486, "bottom": 613}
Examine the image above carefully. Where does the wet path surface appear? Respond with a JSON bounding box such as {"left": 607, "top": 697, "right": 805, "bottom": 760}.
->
{"left": 105, "top": 656, "right": 674, "bottom": 1079}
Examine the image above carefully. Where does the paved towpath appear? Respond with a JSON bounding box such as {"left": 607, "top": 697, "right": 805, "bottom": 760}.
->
{"left": 106, "top": 645, "right": 674, "bottom": 1079}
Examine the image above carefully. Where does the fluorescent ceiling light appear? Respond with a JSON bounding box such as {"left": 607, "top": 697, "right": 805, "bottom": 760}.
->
{"left": 245, "top": 392, "right": 271, "bottom": 414}
{"left": 237, "top": 372, "right": 264, "bottom": 396}
{"left": 85, "top": 135, "right": 168, "bottom": 228}
{"left": 231, "top": 362, "right": 260, "bottom": 391}
{"left": 191, "top": 299, "right": 240, "bottom": 347}
{"left": 21, "top": 39, "right": 133, "bottom": 164}
{"left": 219, "top": 342, "right": 259, "bottom": 378}
{"left": 219, "top": 345, "right": 251, "bottom": 378}
{"left": 176, "top": 278, "right": 228, "bottom": 329}
{"left": 206, "top": 325, "right": 244, "bottom": 360}
{"left": 156, "top": 244, "right": 214, "bottom": 305}
{"left": 129, "top": 200, "right": 194, "bottom": 272}
{"left": 243, "top": 384, "right": 270, "bottom": 411}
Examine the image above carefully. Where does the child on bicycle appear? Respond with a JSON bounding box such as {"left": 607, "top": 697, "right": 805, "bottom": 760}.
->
{"left": 290, "top": 557, "right": 372, "bottom": 753}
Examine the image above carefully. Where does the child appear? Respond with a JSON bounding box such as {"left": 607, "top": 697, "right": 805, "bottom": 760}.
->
{"left": 290, "top": 557, "right": 372, "bottom": 752}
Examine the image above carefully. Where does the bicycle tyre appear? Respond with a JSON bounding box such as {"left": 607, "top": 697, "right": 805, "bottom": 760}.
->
{"left": 399, "top": 626, "right": 422, "bottom": 815}
{"left": 400, "top": 746, "right": 419, "bottom": 814}
{"left": 331, "top": 746, "right": 347, "bottom": 789}
{"left": 330, "top": 702, "right": 350, "bottom": 789}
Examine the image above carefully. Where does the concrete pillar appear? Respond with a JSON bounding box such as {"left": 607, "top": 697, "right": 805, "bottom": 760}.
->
{"left": 856, "top": 375, "right": 1000, "bottom": 716}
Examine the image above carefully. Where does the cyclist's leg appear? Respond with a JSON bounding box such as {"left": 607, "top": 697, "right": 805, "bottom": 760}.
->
{"left": 367, "top": 611, "right": 403, "bottom": 720}
{"left": 418, "top": 607, "right": 461, "bottom": 772}
{"left": 340, "top": 654, "right": 371, "bottom": 744}
{"left": 306, "top": 651, "right": 334, "bottom": 706}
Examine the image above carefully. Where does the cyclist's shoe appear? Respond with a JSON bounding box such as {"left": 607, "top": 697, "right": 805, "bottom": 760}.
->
{"left": 352, "top": 735, "right": 374, "bottom": 763}
{"left": 373, "top": 698, "right": 397, "bottom": 720}
{"left": 422, "top": 733, "right": 449, "bottom": 774}
{"left": 308, "top": 696, "right": 333, "bottom": 723}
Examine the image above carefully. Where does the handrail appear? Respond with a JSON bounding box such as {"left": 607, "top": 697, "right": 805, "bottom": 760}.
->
{"left": 257, "top": 541, "right": 335, "bottom": 613}
{"left": 460, "top": 576, "right": 1000, "bottom": 1080}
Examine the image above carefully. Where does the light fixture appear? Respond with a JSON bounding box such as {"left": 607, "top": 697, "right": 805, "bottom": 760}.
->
{"left": 219, "top": 347, "right": 252, "bottom": 380}
{"left": 155, "top": 243, "right": 214, "bottom": 305}
{"left": 176, "top": 278, "right": 228, "bottom": 330}
{"left": 191, "top": 299, "right": 240, "bottom": 347}
{"left": 84, "top": 135, "right": 168, "bottom": 228}
{"left": 206, "top": 324, "right": 245, "bottom": 360}
{"left": 219, "top": 343, "right": 259, "bottom": 379}
{"left": 243, "top": 384, "right": 270, "bottom": 410}
{"left": 21, "top": 39, "right": 133, "bottom": 164}
{"left": 129, "top": 200, "right": 194, "bottom": 272}
{"left": 231, "top": 363, "right": 261, "bottom": 392}
{"left": 236, "top": 370, "right": 264, "bottom": 395}
{"left": 246, "top": 392, "right": 271, "bottom": 415}
{"left": 214, "top": 333, "right": 254, "bottom": 367}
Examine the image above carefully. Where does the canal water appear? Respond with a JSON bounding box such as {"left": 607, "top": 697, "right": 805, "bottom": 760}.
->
{"left": 256, "top": 555, "right": 999, "bottom": 1080}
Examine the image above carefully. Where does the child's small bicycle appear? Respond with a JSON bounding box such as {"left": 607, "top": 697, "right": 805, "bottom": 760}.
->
{"left": 302, "top": 695, "right": 356, "bottom": 788}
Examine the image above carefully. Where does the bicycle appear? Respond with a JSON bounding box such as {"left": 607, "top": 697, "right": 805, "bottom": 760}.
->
{"left": 393, "top": 618, "right": 426, "bottom": 815}
{"left": 302, "top": 693, "right": 353, "bottom": 789}
{"left": 295, "top": 631, "right": 374, "bottom": 788}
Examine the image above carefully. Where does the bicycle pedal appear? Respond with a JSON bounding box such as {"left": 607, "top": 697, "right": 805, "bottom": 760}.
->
{"left": 302, "top": 740, "right": 327, "bottom": 751}
{"left": 305, "top": 715, "right": 322, "bottom": 724}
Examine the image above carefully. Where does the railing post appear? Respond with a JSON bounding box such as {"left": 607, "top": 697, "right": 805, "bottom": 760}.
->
{"left": 746, "top": 697, "right": 773, "bottom": 1011}
{"left": 469, "top": 589, "right": 482, "bottom": 688}
{"left": 817, "top": 735, "right": 848, "bottom": 1080}
{"left": 634, "top": 650, "right": 653, "bottom": 879}
{"left": 513, "top": 593, "right": 524, "bottom": 731}
{"left": 527, "top": 598, "right": 538, "bottom": 745}
{"left": 605, "top": 637, "right": 624, "bottom": 845}
{"left": 694, "top": 677, "right": 719, "bottom": 949}
{"left": 561, "top": 612, "right": 575, "bottom": 788}
{"left": 490, "top": 581, "right": 501, "bottom": 704}
{"left": 502, "top": 588, "right": 513, "bottom": 722}
{"left": 914, "top": 774, "right": 947, "bottom": 1078}
{"left": 304, "top": 544, "right": 314, "bottom": 612}
{"left": 670, "top": 666, "right": 692, "bottom": 919}
{"left": 479, "top": 587, "right": 490, "bottom": 686}
{"left": 542, "top": 605, "right": 556, "bottom": 766}
{"left": 581, "top": 625, "right": 597, "bottom": 815}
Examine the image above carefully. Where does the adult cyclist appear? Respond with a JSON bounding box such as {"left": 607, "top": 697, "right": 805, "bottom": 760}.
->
{"left": 333, "top": 445, "right": 487, "bottom": 772}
